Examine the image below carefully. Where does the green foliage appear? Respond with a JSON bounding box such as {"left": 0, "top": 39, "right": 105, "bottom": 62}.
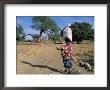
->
{"left": 71, "top": 22, "right": 94, "bottom": 43}
{"left": 31, "top": 16, "right": 61, "bottom": 42}
{"left": 49, "top": 32, "right": 61, "bottom": 42}
{"left": 16, "top": 24, "right": 25, "bottom": 41}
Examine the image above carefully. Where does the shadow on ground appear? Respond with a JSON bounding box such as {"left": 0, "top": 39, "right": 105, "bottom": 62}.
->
{"left": 21, "top": 61, "right": 80, "bottom": 74}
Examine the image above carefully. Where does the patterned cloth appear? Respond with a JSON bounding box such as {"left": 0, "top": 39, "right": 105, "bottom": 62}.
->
{"left": 61, "top": 43, "right": 72, "bottom": 59}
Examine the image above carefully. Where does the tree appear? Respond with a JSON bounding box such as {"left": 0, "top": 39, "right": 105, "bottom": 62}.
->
{"left": 16, "top": 24, "right": 25, "bottom": 41}
{"left": 86, "top": 29, "right": 94, "bottom": 41}
{"left": 31, "top": 16, "right": 60, "bottom": 42}
{"left": 47, "top": 27, "right": 61, "bottom": 42}
{"left": 71, "top": 22, "right": 94, "bottom": 44}
{"left": 32, "top": 34, "right": 40, "bottom": 43}
{"left": 23, "top": 34, "right": 40, "bottom": 43}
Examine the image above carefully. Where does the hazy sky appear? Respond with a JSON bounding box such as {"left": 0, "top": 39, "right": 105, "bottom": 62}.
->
{"left": 16, "top": 16, "right": 94, "bottom": 40}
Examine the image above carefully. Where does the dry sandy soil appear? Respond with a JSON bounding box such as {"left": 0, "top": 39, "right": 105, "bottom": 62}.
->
{"left": 16, "top": 43, "right": 94, "bottom": 74}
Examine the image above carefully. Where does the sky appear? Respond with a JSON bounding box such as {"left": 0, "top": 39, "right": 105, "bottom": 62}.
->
{"left": 16, "top": 16, "right": 94, "bottom": 40}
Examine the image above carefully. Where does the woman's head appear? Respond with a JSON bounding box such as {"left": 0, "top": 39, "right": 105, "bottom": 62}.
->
{"left": 65, "top": 38, "right": 71, "bottom": 44}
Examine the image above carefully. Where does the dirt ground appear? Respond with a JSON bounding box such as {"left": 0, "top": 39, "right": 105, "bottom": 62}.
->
{"left": 16, "top": 43, "right": 94, "bottom": 74}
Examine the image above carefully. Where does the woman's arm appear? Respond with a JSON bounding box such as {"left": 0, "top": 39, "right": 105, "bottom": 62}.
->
{"left": 71, "top": 54, "right": 77, "bottom": 62}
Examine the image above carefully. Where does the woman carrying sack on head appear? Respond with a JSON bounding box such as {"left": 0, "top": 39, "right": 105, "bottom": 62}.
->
{"left": 57, "top": 24, "right": 79, "bottom": 74}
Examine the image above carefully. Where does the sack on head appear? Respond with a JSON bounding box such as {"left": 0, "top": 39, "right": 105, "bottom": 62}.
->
{"left": 63, "top": 24, "right": 72, "bottom": 41}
